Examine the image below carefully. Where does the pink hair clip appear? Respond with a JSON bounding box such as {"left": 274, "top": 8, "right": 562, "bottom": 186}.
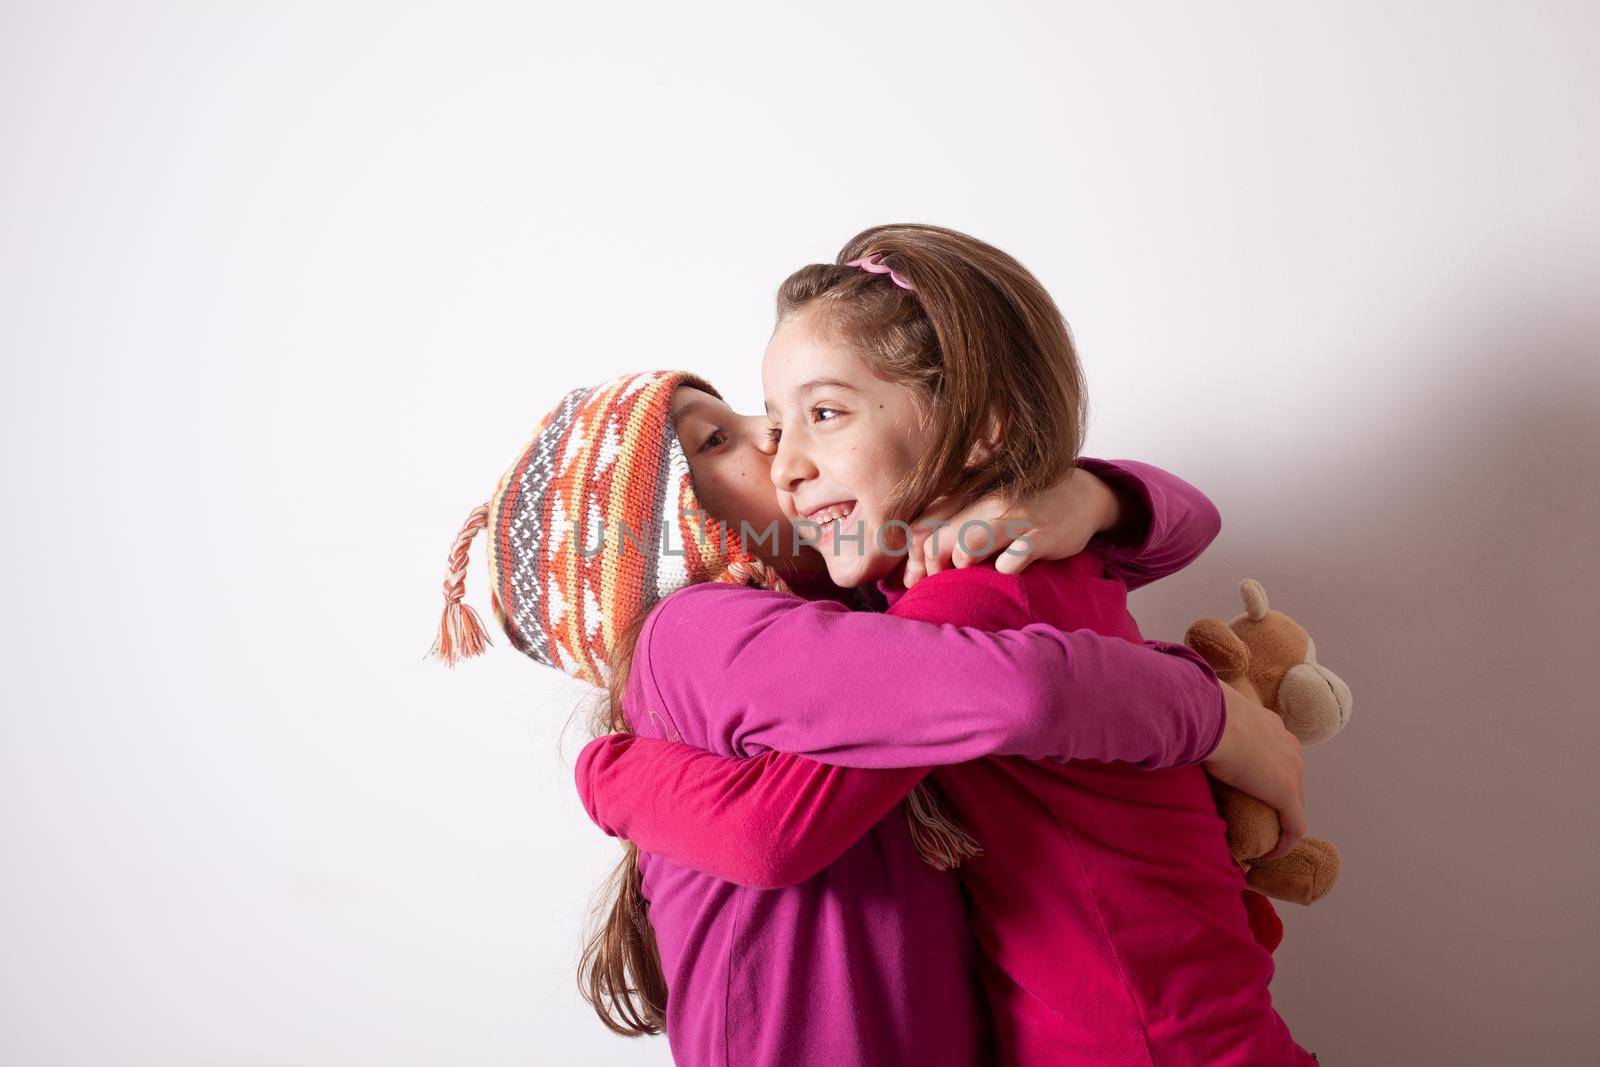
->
{"left": 845, "top": 253, "right": 915, "bottom": 292}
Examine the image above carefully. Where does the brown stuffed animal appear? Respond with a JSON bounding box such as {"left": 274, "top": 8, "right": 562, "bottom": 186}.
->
{"left": 1185, "top": 579, "right": 1352, "bottom": 905}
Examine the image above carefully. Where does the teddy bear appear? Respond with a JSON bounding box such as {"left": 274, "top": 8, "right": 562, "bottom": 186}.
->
{"left": 1184, "top": 578, "right": 1353, "bottom": 908}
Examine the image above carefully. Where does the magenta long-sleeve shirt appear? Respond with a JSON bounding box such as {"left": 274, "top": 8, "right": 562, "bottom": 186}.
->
{"left": 576, "top": 459, "right": 1229, "bottom": 1066}
{"left": 887, "top": 560, "right": 1313, "bottom": 1065}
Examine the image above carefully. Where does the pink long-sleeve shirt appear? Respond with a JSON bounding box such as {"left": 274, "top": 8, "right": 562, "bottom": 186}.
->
{"left": 575, "top": 459, "right": 1234, "bottom": 1066}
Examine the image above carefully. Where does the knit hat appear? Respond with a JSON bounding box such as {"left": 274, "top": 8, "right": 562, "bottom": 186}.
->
{"left": 429, "top": 368, "right": 980, "bottom": 869}
{"left": 428, "top": 369, "right": 789, "bottom": 685}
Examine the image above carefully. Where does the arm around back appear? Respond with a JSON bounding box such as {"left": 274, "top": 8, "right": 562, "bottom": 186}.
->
{"left": 634, "top": 582, "right": 1226, "bottom": 772}
{"left": 576, "top": 734, "right": 927, "bottom": 888}
{"left": 1078, "top": 457, "right": 1223, "bottom": 592}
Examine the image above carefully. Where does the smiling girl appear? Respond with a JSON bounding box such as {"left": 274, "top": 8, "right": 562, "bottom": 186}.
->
{"left": 576, "top": 225, "right": 1316, "bottom": 1064}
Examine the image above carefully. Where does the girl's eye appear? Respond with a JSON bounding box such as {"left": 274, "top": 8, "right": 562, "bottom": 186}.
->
{"left": 810, "top": 405, "right": 841, "bottom": 423}
{"left": 702, "top": 429, "right": 728, "bottom": 451}
{"left": 764, "top": 426, "right": 782, "bottom": 445}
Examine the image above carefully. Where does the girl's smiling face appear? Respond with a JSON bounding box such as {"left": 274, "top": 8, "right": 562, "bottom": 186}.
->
{"left": 762, "top": 306, "right": 935, "bottom": 588}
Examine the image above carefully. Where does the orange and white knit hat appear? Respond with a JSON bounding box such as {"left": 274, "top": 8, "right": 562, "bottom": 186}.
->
{"left": 429, "top": 369, "right": 789, "bottom": 686}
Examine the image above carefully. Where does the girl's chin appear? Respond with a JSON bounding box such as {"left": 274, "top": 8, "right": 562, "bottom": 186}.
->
{"left": 820, "top": 551, "right": 901, "bottom": 590}
{"left": 801, "top": 514, "right": 908, "bottom": 589}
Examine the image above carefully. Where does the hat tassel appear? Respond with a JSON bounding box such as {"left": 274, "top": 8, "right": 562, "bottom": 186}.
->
{"left": 429, "top": 503, "right": 493, "bottom": 667}
{"left": 905, "top": 780, "right": 983, "bottom": 871}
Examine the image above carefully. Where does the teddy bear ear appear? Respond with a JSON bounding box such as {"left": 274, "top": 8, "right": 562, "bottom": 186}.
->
{"left": 1239, "top": 578, "right": 1270, "bottom": 622}
{"left": 1184, "top": 617, "right": 1251, "bottom": 675}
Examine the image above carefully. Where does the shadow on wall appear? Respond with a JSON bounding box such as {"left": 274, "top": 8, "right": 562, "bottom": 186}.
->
{"left": 1129, "top": 331, "right": 1599, "bottom": 1065}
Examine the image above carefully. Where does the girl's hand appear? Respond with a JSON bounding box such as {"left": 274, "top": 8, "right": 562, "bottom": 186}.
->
{"left": 902, "top": 467, "right": 1123, "bottom": 588}
{"left": 1203, "top": 682, "right": 1308, "bottom": 860}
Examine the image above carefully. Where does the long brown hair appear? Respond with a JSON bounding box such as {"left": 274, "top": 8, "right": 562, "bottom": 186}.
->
{"left": 577, "top": 603, "right": 666, "bottom": 1036}
{"left": 777, "top": 222, "right": 1088, "bottom": 522}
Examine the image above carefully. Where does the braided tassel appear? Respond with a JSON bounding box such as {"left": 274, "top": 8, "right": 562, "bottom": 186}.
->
{"left": 429, "top": 503, "right": 493, "bottom": 667}
{"left": 905, "top": 780, "right": 983, "bottom": 871}
{"left": 724, "top": 555, "right": 792, "bottom": 595}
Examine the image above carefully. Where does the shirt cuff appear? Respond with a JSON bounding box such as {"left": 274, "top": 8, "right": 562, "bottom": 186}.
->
{"left": 1075, "top": 457, "right": 1156, "bottom": 561}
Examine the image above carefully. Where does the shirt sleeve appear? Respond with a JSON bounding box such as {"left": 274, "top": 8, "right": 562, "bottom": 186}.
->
{"left": 1075, "top": 456, "right": 1223, "bottom": 592}
{"left": 635, "top": 582, "right": 1226, "bottom": 771}
{"left": 575, "top": 733, "right": 926, "bottom": 889}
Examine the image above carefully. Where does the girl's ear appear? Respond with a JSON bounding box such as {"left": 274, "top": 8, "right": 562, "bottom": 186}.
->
{"left": 965, "top": 411, "right": 1005, "bottom": 467}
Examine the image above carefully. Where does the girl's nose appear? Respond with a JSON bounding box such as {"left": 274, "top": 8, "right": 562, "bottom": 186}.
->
{"left": 738, "top": 414, "right": 778, "bottom": 457}
{"left": 768, "top": 427, "right": 814, "bottom": 495}
{"left": 753, "top": 423, "right": 778, "bottom": 458}
{"left": 732, "top": 414, "right": 779, "bottom": 466}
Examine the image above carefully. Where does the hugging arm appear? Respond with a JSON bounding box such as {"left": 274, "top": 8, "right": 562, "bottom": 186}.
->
{"left": 576, "top": 461, "right": 1227, "bottom": 886}
{"left": 647, "top": 588, "right": 1224, "bottom": 769}
{"left": 906, "top": 455, "right": 1221, "bottom": 585}
{"left": 577, "top": 737, "right": 927, "bottom": 888}
{"left": 1076, "top": 457, "right": 1222, "bottom": 592}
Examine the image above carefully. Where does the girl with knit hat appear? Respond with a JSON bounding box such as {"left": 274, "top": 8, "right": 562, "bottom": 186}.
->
{"left": 433, "top": 362, "right": 1284, "bottom": 1064}
{"left": 573, "top": 224, "right": 1316, "bottom": 1064}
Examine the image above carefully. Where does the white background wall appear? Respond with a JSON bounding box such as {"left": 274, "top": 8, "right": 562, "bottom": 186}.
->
{"left": 5, "top": 3, "right": 1597, "bottom": 1064}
